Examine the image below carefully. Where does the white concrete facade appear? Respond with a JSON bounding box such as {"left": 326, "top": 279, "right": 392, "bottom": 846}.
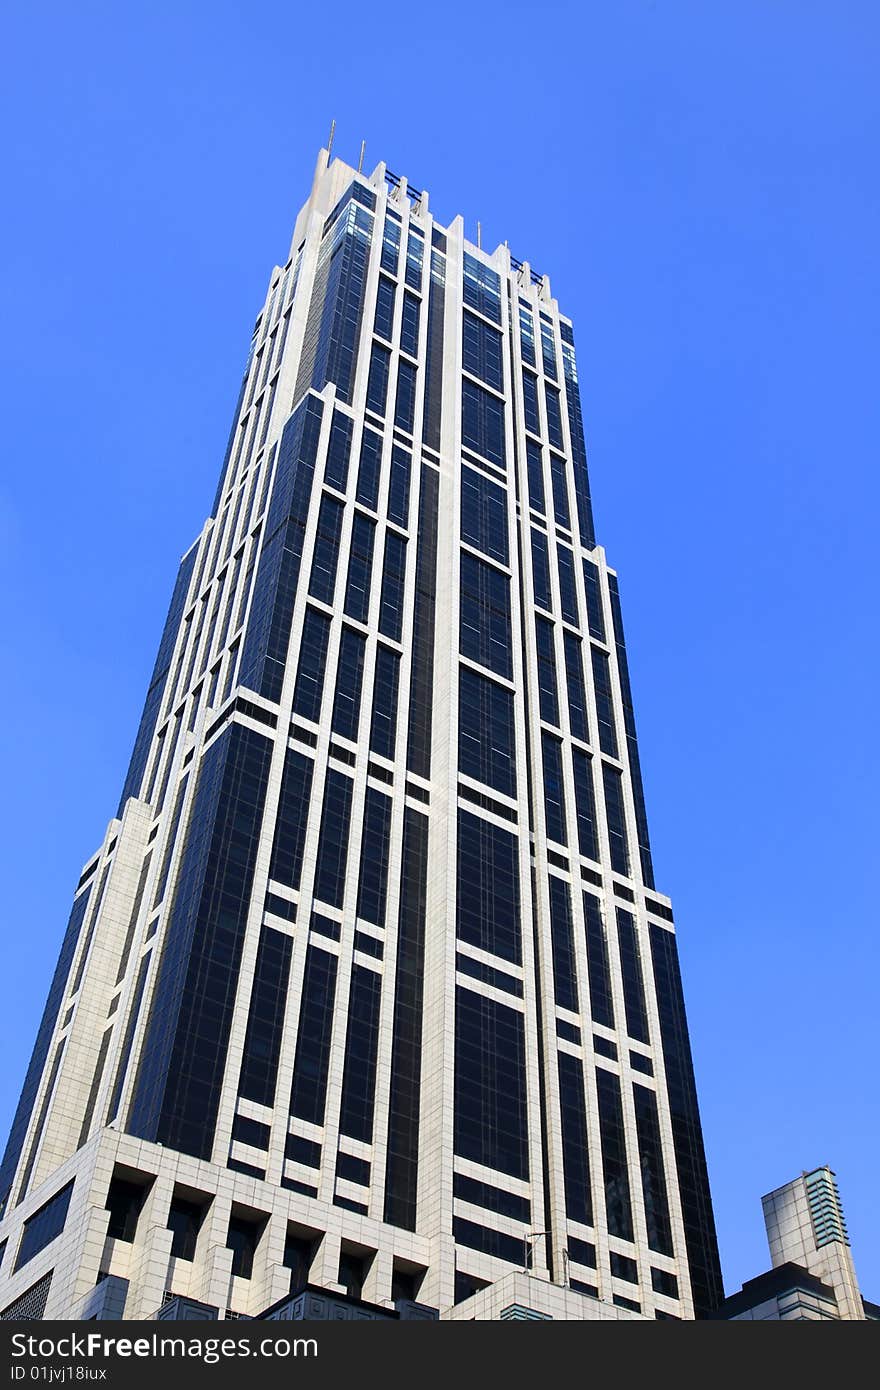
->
{"left": 0, "top": 149, "right": 721, "bottom": 1323}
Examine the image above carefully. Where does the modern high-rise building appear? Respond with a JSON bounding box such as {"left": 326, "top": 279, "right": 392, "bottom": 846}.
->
{"left": 718, "top": 1167, "right": 877, "bottom": 1321}
{"left": 0, "top": 147, "right": 723, "bottom": 1323}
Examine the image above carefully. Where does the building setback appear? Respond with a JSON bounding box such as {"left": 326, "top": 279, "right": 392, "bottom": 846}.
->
{"left": 0, "top": 148, "right": 723, "bottom": 1322}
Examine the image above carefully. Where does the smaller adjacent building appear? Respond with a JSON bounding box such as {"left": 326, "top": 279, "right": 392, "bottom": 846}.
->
{"left": 718, "top": 1166, "right": 877, "bottom": 1320}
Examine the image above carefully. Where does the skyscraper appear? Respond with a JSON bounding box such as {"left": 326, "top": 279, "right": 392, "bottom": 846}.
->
{"left": 718, "top": 1167, "right": 877, "bottom": 1321}
{"left": 0, "top": 147, "right": 723, "bottom": 1323}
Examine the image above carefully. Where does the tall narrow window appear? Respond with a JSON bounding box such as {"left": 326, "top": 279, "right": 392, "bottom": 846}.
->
{"left": 331, "top": 627, "right": 367, "bottom": 741}
{"left": 313, "top": 771, "right": 353, "bottom": 907}
{"left": 549, "top": 876, "right": 578, "bottom": 1012}
{"left": 378, "top": 533, "right": 407, "bottom": 642}
{"left": 344, "top": 513, "right": 376, "bottom": 623}
{"left": 541, "top": 732, "right": 567, "bottom": 845}
{"left": 535, "top": 616, "right": 559, "bottom": 726}
{"left": 366, "top": 345, "right": 391, "bottom": 416}
{"left": 292, "top": 608, "right": 332, "bottom": 721}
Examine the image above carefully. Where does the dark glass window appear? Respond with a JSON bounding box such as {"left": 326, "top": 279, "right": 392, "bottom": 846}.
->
{"left": 424, "top": 256, "right": 445, "bottom": 450}
{"left": 370, "top": 644, "right": 401, "bottom": 757}
{"left": 583, "top": 559, "right": 606, "bottom": 640}
{"left": 461, "top": 467, "right": 508, "bottom": 564}
{"left": 454, "top": 987, "right": 528, "bottom": 1179}
{"left": 343, "top": 512, "right": 376, "bottom": 623}
{"left": 336, "top": 1152, "right": 370, "bottom": 1186}
{"left": 284, "top": 1232, "right": 316, "bottom": 1292}
{"left": 453, "top": 1218, "right": 526, "bottom": 1266}
{"left": 167, "top": 1195, "right": 207, "bottom": 1262}
{"left": 384, "top": 809, "right": 428, "bottom": 1230}
{"left": 269, "top": 748, "right": 313, "bottom": 890}
{"left": 460, "top": 551, "right": 512, "bottom": 678}
{"left": 549, "top": 876, "right": 578, "bottom": 1011}
{"left": 616, "top": 909, "right": 650, "bottom": 1044}
{"left": 583, "top": 891, "right": 615, "bottom": 1030}
{"left": 564, "top": 634, "right": 589, "bottom": 742}
{"left": 519, "top": 304, "right": 536, "bottom": 366}
{"left": 355, "top": 930, "right": 383, "bottom": 958}
{"left": 591, "top": 647, "right": 619, "bottom": 757}
{"left": 238, "top": 926, "right": 293, "bottom": 1107}
{"left": 558, "top": 1053, "right": 592, "bottom": 1226}
{"left": 387, "top": 445, "right": 412, "bottom": 526}
{"left": 463, "top": 311, "right": 504, "bottom": 391}
{"left": 458, "top": 666, "right": 517, "bottom": 797}
{"left": 236, "top": 397, "right": 323, "bottom": 703}
{"left": 634, "top": 1085, "right": 675, "bottom": 1257}
{"left": 105, "top": 1176, "right": 148, "bottom": 1243}
{"left": 453, "top": 1172, "right": 530, "bottom": 1223}
{"left": 542, "top": 733, "right": 567, "bottom": 845}
{"left": 296, "top": 200, "right": 373, "bottom": 407}
{"left": 456, "top": 808, "right": 521, "bottom": 964}
{"left": 356, "top": 427, "right": 383, "bottom": 510}
{"left": 561, "top": 333, "right": 596, "bottom": 548}
{"left": 405, "top": 229, "right": 424, "bottom": 289}
{"left": 651, "top": 1266, "right": 679, "bottom": 1299}
{"left": 290, "top": 946, "right": 338, "bottom": 1124}
{"left": 535, "top": 616, "right": 559, "bottom": 725}
{"left": 14, "top": 1181, "right": 74, "bottom": 1270}
{"left": 378, "top": 532, "right": 407, "bottom": 642}
{"left": 462, "top": 378, "right": 506, "bottom": 470}
{"left": 374, "top": 276, "right": 396, "bottom": 341}
{"left": 324, "top": 410, "right": 353, "bottom": 491}
{"left": 526, "top": 439, "right": 545, "bottom": 513}
{"left": 366, "top": 344, "right": 391, "bottom": 416}
{"left": 649, "top": 923, "right": 723, "bottom": 1314}
{"left": 522, "top": 370, "right": 541, "bottom": 436}
{"left": 331, "top": 627, "right": 367, "bottom": 741}
{"left": 557, "top": 545, "right": 579, "bottom": 624}
{"left": 339, "top": 965, "right": 382, "bottom": 1142}
{"left": 545, "top": 386, "right": 564, "bottom": 450}
{"left": 285, "top": 1133, "right": 320, "bottom": 1167}
{"left": 127, "top": 726, "right": 271, "bottom": 1161}
{"left": 614, "top": 1294, "right": 641, "bottom": 1312}
{"left": 456, "top": 951, "right": 523, "bottom": 998}
{"left": 227, "top": 1214, "right": 262, "bottom": 1279}
{"left": 380, "top": 216, "right": 401, "bottom": 274}
{"left": 608, "top": 574, "right": 654, "bottom": 889}
{"left": 567, "top": 1236, "right": 597, "bottom": 1269}
{"left": 603, "top": 764, "right": 630, "bottom": 876}
{"left": 292, "top": 608, "right": 332, "bottom": 721}
{"left": 313, "top": 770, "right": 353, "bottom": 907}
{"left": 400, "top": 292, "right": 420, "bottom": 357}
{"left": 596, "top": 1067, "right": 634, "bottom": 1241}
{"left": 406, "top": 463, "right": 439, "bottom": 780}
{"left": 540, "top": 320, "right": 558, "bottom": 380}
{"left": 308, "top": 494, "right": 345, "bottom": 604}
{"left": 531, "top": 528, "right": 552, "bottom": 611}
{"left": 462, "top": 252, "right": 502, "bottom": 323}
{"left": 314, "top": 906, "right": 341, "bottom": 939}
{"left": 611, "top": 1251, "right": 638, "bottom": 1284}
{"left": 231, "top": 1114, "right": 270, "bottom": 1150}
{"left": 572, "top": 748, "right": 599, "bottom": 862}
{"left": 356, "top": 787, "right": 392, "bottom": 924}
{"left": 394, "top": 361, "right": 417, "bottom": 434}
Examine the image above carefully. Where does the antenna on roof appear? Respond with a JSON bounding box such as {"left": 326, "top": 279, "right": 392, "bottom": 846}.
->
{"left": 358, "top": 140, "right": 366, "bottom": 174}
{"left": 477, "top": 220, "right": 482, "bottom": 250}
{"left": 326, "top": 119, "right": 336, "bottom": 165}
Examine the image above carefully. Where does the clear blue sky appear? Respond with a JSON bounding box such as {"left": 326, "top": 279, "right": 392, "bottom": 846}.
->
{"left": 1, "top": 2, "right": 877, "bottom": 1302}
